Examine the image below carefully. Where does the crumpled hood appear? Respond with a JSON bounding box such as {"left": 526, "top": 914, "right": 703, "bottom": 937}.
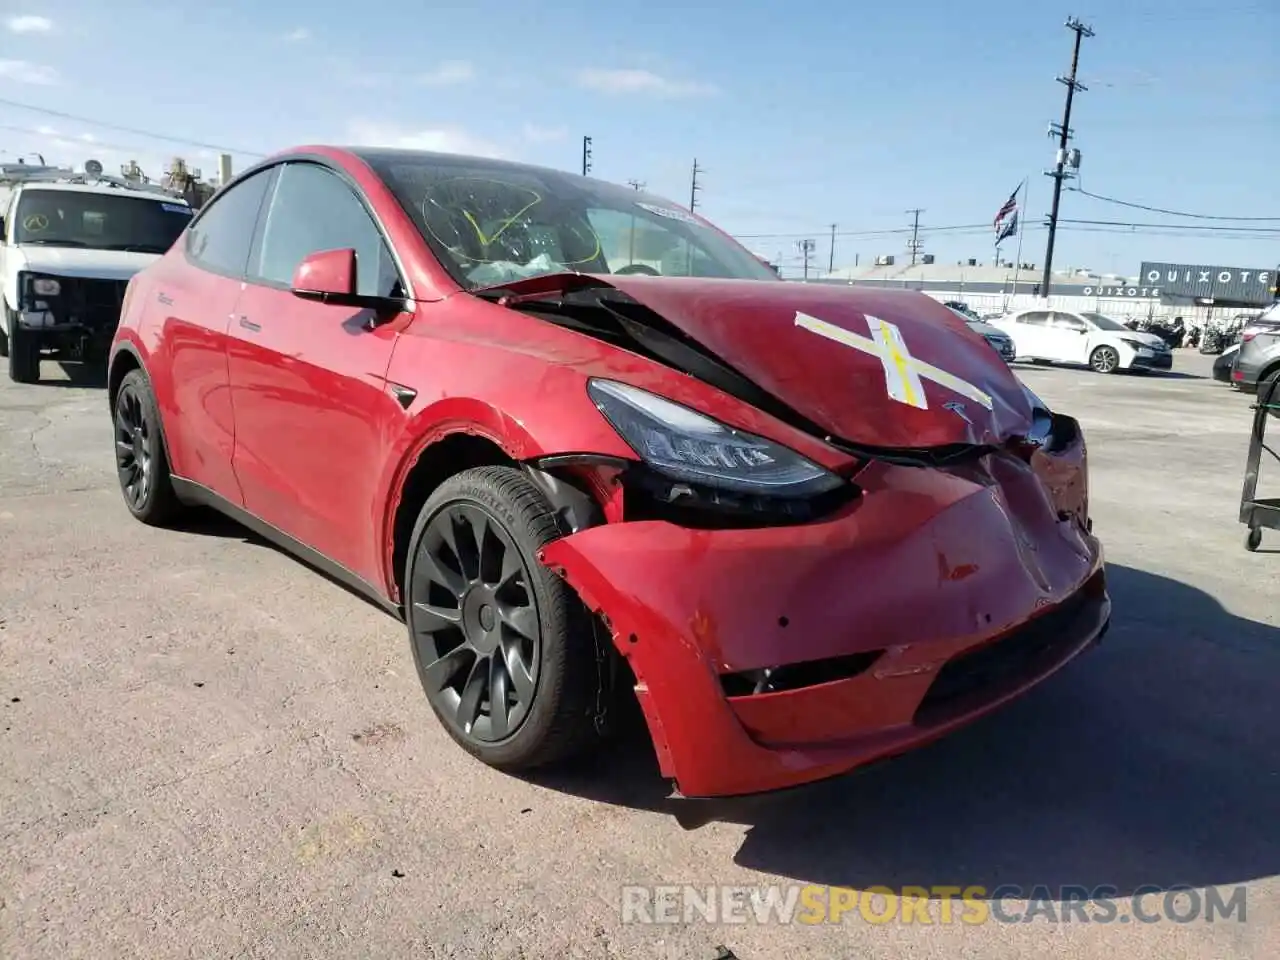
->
{"left": 508, "top": 274, "right": 1036, "bottom": 449}
{"left": 14, "top": 245, "right": 159, "bottom": 281}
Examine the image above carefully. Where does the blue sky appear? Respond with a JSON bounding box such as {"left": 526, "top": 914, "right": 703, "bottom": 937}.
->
{"left": 0, "top": 0, "right": 1275, "bottom": 278}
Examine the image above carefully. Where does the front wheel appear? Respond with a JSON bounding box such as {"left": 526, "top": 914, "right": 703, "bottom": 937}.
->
{"left": 6, "top": 312, "right": 40, "bottom": 383}
{"left": 112, "top": 368, "right": 184, "bottom": 525}
{"left": 404, "top": 466, "right": 603, "bottom": 772}
{"left": 1090, "top": 345, "right": 1121, "bottom": 374}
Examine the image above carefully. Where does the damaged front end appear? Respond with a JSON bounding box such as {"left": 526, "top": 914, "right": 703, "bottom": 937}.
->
{"left": 485, "top": 275, "right": 1107, "bottom": 802}
{"left": 13, "top": 270, "right": 128, "bottom": 362}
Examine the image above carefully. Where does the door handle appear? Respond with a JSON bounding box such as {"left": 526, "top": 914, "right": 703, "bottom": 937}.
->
{"left": 238, "top": 316, "right": 261, "bottom": 332}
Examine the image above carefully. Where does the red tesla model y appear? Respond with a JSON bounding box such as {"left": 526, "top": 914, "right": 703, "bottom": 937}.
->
{"left": 108, "top": 146, "right": 1110, "bottom": 800}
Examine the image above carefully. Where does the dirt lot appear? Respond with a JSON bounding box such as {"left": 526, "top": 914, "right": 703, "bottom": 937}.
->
{"left": 1, "top": 351, "right": 1276, "bottom": 960}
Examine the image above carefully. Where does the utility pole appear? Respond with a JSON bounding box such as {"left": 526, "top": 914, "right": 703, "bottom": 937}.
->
{"left": 689, "top": 159, "right": 703, "bottom": 212}
{"left": 1040, "top": 17, "right": 1093, "bottom": 298}
{"left": 906, "top": 208, "right": 924, "bottom": 266}
{"left": 581, "top": 136, "right": 592, "bottom": 176}
{"left": 828, "top": 223, "right": 837, "bottom": 273}
{"left": 626, "top": 179, "right": 645, "bottom": 191}
{"left": 798, "top": 239, "right": 816, "bottom": 280}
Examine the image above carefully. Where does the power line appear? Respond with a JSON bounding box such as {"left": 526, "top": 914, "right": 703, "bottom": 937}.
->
{"left": 1068, "top": 185, "right": 1280, "bottom": 221}
{"left": 0, "top": 95, "right": 266, "bottom": 156}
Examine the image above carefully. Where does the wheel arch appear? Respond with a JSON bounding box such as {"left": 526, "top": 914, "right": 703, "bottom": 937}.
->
{"left": 107, "top": 341, "right": 144, "bottom": 411}
{"left": 378, "top": 393, "right": 634, "bottom": 603}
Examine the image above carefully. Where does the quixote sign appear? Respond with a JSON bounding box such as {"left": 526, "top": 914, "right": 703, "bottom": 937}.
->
{"left": 1139, "top": 261, "right": 1276, "bottom": 306}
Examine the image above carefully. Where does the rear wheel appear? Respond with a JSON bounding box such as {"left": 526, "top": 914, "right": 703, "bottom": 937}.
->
{"left": 1089, "top": 345, "right": 1120, "bottom": 374}
{"left": 404, "top": 466, "right": 602, "bottom": 772}
{"left": 6, "top": 310, "right": 39, "bottom": 383}
{"left": 112, "top": 368, "right": 183, "bottom": 526}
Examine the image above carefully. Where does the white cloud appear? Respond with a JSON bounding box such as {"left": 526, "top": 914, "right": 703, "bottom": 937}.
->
{"left": 574, "top": 67, "right": 717, "bottom": 97}
{"left": 417, "top": 60, "right": 474, "bottom": 86}
{"left": 521, "top": 123, "right": 568, "bottom": 143}
{"left": 0, "top": 59, "right": 58, "bottom": 84}
{"left": 283, "top": 27, "right": 310, "bottom": 42}
{"left": 347, "top": 120, "right": 505, "bottom": 159}
{"left": 6, "top": 15, "right": 52, "bottom": 34}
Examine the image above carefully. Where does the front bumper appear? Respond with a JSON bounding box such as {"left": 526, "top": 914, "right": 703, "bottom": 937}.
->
{"left": 541, "top": 443, "right": 1107, "bottom": 799}
{"left": 1131, "top": 350, "right": 1173, "bottom": 370}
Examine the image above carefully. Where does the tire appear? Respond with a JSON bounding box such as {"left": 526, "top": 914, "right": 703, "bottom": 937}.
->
{"left": 6, "top": 311, "right": 40, "bottom": 383}
{"left": 404, "top": 465, "right": 602, "bottom": 772}
{"left": 1089, "top": 345, "right": 1120, "bottom": 374}
{"left": 112, "top": 368, "right": 184, "bottom": 526}
{"left": 1246, "top": 528, "right": 1262, "bottom": 552}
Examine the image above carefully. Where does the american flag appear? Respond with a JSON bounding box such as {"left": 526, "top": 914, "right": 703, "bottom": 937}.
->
{"left": 994, "top": 187, "right": 1019, "bottom": 243}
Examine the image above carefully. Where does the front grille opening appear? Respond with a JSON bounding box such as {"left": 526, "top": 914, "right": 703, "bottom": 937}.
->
{"left": 722, "top": 650, "right": 884, "bottom": 697}
{"left": 912, "top": 571, "right": 1103, "bottom": 727}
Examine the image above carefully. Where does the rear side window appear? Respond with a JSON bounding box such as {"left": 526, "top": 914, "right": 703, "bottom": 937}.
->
{"left": 1017, "top": 311, "right": 1051, "bottom": 325}
{"left": 252, "top": 162, "right": 401, "bottom": 297}
{"left": 185, "top": 169, "right": 273, "bottom": 277}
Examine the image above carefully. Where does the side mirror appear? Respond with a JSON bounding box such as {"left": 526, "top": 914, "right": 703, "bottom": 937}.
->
{"left": 290, "top": 248, "right": 404, "bottom": 316}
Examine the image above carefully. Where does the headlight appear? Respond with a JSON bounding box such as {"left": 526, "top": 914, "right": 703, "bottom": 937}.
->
{"left": 31, "top": 277, "right": 60, "bottom": 296}
{"left": 1121, "top": 338, "right": 1151, "bottom": 352}
{"left": 587, "top": 379, "right": 843, "bottom": 497}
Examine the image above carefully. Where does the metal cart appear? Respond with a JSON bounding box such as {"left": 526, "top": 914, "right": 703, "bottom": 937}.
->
{"left": 1240, "top": 376, "right": 1280, "bottom": 551}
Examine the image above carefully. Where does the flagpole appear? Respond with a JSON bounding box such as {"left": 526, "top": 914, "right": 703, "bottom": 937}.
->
{"left": 1011, "top": 177, "right": 1028, "bottom": 302}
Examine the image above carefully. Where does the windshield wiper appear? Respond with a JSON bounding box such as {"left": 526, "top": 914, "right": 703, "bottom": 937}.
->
{"left": 101, "top": 243, "right": 169, "bottom": 253}
{"left": 21, "top": 238, "right": 89, "bottom": 247}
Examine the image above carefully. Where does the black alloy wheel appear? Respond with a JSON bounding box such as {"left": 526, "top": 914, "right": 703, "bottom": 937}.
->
{"left": 414, "top": 501, "right": 541, "bottom": 741}
{"left": 112, "top": 368, "right": 182, "bottom": 525}
{"left": 405, "top": 467, "right": 602, "bottom": 771}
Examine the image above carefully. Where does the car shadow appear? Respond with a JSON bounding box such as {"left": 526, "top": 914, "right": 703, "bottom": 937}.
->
{"left": 38, "top": 361, "right": 108, "bottom": 389}
{"left": 529, "top": 562, "right": 1280, "bottom": 900}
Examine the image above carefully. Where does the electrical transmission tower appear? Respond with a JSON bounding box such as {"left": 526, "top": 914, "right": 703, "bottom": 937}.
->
{"left": 1040, "top": 17, "right": 1093, "bottom": 297}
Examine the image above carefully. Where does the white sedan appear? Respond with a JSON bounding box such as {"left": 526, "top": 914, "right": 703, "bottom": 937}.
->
{"left": 988, "top": 308, "right": 1173, "bottom": 374}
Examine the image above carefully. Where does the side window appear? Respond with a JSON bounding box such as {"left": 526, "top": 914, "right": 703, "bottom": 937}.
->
{"left": 253, "top": 163, "right": 400, "bottom": 297}
{"left": 1017, "top": 311, "right": 1051, "bottom": 326}
{"left": 1051, "top": 312, "right": 1087, "bottom": 331}
{"left": 185, "top": 169, "right": 273, "bottom": 276}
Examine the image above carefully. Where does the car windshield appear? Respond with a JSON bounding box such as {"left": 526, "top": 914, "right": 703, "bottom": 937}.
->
{"left": 1080, "top": 311, "right": 1129, "bottom": 331}
{"left": 361, "top": 151, "right": 778, "bottom": 289}
{"left": 12, "top": 189, "right": 192, "bottom": 253}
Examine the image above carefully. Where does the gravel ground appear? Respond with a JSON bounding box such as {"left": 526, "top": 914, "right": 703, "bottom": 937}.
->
{"left": 0, "top": 350, "right": 1276, "bottom": 960}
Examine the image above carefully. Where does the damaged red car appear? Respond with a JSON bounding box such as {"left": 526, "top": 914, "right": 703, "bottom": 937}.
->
{"left": 108, "top": 146, "right": 1110, "bottom": 800}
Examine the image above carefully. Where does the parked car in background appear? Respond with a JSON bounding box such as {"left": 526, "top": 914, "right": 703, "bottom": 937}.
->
{"left": 0, "top": 162, "right": 193, "bottom": 383}
{"left": 988, "top": 308, "right": 1173, "bottom": 374}
{"left": 1230, "top": 303, "right": 1280, "bottom": 393}
{"left": 1214, "top": 343, "right": 1240, "bottom": 383}
{"left": 945, "top": 305, "right": 1015, "bottom": 362}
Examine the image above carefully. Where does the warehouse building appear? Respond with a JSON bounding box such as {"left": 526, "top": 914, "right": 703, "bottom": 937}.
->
{"left": 808, "top": 255, "right": 1276, "bottom": 324}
